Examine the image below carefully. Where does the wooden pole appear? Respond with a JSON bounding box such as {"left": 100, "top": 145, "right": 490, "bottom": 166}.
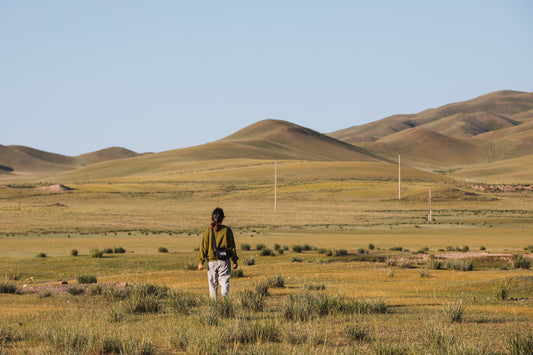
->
{"left": 428, "top": 186, "right": 432, "bottom": 222}
{"left": 18, "top": 187, "right": 22, "bottom": 211}
{"left": 274, "top": 161, "right": 278, "bottom": 212}
{"left": 398, "top": 153, "right": 401, "bottom": 200}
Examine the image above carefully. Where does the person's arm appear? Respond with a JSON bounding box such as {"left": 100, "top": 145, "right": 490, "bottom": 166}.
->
{"left": 198, "top": 229, "right": 208, "bottom": 270}
{"left": 227, "top": 227, "right": 239, "bottom": 269}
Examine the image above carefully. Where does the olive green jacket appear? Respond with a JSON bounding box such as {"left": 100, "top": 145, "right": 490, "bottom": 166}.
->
{"left": 198, "top": 225, "right": 239, "bottom": 264}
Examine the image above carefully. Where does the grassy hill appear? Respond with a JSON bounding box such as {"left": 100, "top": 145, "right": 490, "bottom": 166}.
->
{"left": 0, "top": 145, "right": 139, "bottom": 180}
{"left": 42, "top": 120, "right": 390, "bottom": 182}
{"left": 329, "top": 90, "right": 533, "bottom": 173}
{"left": 329, "top": 90, "right": 533, "bottom": 144}
{"left": 450, "top": 153, "right": 533, "bottom": 183}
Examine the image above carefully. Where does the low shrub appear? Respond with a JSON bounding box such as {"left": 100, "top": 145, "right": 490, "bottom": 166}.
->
{"left": 254, "top": 280, "right": 269, "bottom": 297}
{"left": 0, "top": 283, "right": 17, "bottom": 294}
{"left": 158, "top": 247, "right": 168, "bottom": 253}
{"left": 238, "top": 289, "right": 265, "bottom": 312}
{"left": 267, "top": 274, "right": 284, "bottom": 288}
{"left": 512, "top": 254, "right": 531, "bottom": 269}
{"left": 480, "top": 246, "right": 486, "bottom": 251}
{"left": 443, "top": 300, "right": 465, "bottom": 323}
{"left": 123, "top": 294, "right": 162, "bottom": 314}
{"left": 114, "top": 247, "right": 126, "bottom": 253}
{"left": 368, "top": 243, "right": 375, "bottom": 250}
{"left": 240, "top": 243, "right": 251, "bottom": 251}
{"left": 291, "top": 257, "right": 302, "bottom": 263}
{"left": 103, "top": 248, "right": 113, "bottom": 254}
{"left": 70, "top": 249, "right": 78, "bottom": 257}
{"left": 77, "top": 275, "right": 97, "bottom": 284}
{"left": 427, "top": 257, "right": 443, "bottom": 270}
{"left": 390, "top": 247, "right": 403, "bottom": 252}
{"left": 343, "top": 322, "right": 371, "bottom": 343}
{"left": 168, "top": 290, "right": 198, "bottom": 315}
{"left": 68, "top": 286, "right": 85, "bottom": 296}
{"left": 273, "top": 243, "right": 281, "bottom": 251}
{"left": 447, "top": 259, "right": 474, "bottom": 271}
{"left": 90, "top": 249, "right": 103, "bottom": 258}
{"left": 122, "top": 284, "right": 167, "bottom": 314}
{"left": 256, "top": 243, "right": 266, "bottom": 251}
{"left": 292, "top": 245, "right": 303, "bottom": 253}
{"left": 495, "top": 284, "right": 509, "bottom": 301}
{"left": 260, "top": 248, "right": 275, "bottom": 256}
{"left": 334, "top": 249, "right": 348, "bottom": 256}
{"left": 357, "top": 248, "right": 366, "bottom": 254}
{"left": 385, "top": 257, "right": 397, "bottom": 267}
{"left": 303, "top": 244, "right": 313, "bottom": 251}
{"left": 245, "top": 256, "right": 255, "bottom": 266}
{"left": 36, "top": 252, "right": 47, "bottom": 258}
{"left": 305, "top": 282, "right": 325, "bottom": 291}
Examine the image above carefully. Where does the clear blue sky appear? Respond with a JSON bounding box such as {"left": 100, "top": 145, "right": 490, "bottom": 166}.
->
{"left": 1, "top": 1, "right": 532, "bottom": 155}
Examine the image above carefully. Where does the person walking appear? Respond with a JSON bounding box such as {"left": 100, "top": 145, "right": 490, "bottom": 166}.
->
{"left": 198, "top": 207, "right": 239, "bottom": 299}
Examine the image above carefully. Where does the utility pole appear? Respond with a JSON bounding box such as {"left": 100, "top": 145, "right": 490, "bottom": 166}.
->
{"left": 428, "top": 186, "right": 432, "bottom": 222}
{"left": 274, "top": 161, "right": 278, "bottom": 212}
{"left": 398, "top": 153, "right": 401, "bottom": 200}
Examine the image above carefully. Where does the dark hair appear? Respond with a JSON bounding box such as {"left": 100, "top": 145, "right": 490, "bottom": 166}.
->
{"left": 211, "top": 208, "right": 225, "bottom": 230}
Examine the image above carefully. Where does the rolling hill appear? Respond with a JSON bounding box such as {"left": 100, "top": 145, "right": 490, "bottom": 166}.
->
{"left": 47, "top": 120, "right": 390, "bottom": 182}
{"left": 331, "top": 90, "right": 533, "bottom": 171}
{"left": 0, "top": 145, "right": 139, "bottom": 179}
{"left": 3, "top": 90, "right": 533, "bottom": 183}
{"left": 329, "top": 90, "right": 533, "bottom": 143}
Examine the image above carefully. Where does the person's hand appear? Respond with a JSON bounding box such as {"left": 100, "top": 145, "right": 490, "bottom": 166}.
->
{"left": 198, "top": 264, "right": 203, "bottom": 270}
{"left": 233, "top": 263, "right": 238, "bottom": 270}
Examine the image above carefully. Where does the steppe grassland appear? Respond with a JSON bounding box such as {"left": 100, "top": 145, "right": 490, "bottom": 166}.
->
{"left": 1, "top": 159, "right": 532, "bottom": 353}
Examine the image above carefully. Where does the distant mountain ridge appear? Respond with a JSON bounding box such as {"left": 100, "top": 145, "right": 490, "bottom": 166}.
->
{"left": 0, "top": 145, "right": 139, "bottom": 176}
{"left": 329, "top": 90, "right": 533, "bottom": 170}
{"left": 2, "top": 90, "right": 532, "bottom": 181}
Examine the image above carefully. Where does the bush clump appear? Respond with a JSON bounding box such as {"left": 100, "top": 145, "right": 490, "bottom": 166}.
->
{"left": 103, "top": 248, "right": 113, "bottom": 254}
{"left": 77, "top": 275, "right": 97, "bottom": 284}
{"left": 90, "top": 249, "right": 104, "bottom": 258}
{"left": 443, "top": 301, "right": 465, "bottom": 323}
{"left": 512, "top": 254, "right": 531, "bottom": 269}
{"left": 70, "top": 249, "right": 78, "bottom": 257}
{"left": 267, "top": 274, "right": 285, "bottom": 288}
{"left": 292, "top": 245, "right": 303, "bottom": 253}
{"left": 0, "top": 283, "right": 17, "bottom": 294}
{"left": 158, "top": 247, "right": 168, "bottom": 253}
{"left": 245, "top": 256, "right": 255, "bottom": 266}
{"left": 446, "top": 260, "right": 474, "bottom": 271}
{"left": 114, "top": 247, "right": 126, "bottom": 253}
{"left": 240, "top": 243, "right": 251, "bottom": 251}
{"left": 68, "top": 286, "right": 85, "bottom": 296}
{"left": 167, "top": 290, "right": 198, "bottom": 315}
{"left": 36, "top": 252, "right": 47, "bottom": 258}
{"left": 256, "top": 244, "right": 266, "bottom": 251}
{"left": 260, "top": 248, "right": 275, "bottom": 256}
{"left": 238, "top": 289, "right": 265, "bottom": 312}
